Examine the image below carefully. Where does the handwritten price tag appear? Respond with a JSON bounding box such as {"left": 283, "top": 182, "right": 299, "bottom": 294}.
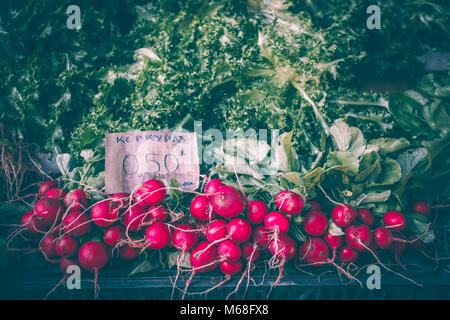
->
{"left": 105, "top": 131, "right": 199, "bottom": 194}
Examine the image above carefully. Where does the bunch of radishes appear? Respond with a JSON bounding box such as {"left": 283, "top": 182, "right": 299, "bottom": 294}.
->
{"left": 10, "top": 177, "right": 437, "bottom": 298}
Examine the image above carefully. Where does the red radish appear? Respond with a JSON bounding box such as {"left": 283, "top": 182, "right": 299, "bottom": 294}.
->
{"left": 109, "top": 193, "right": 130, "bottom": 209}
{"left": 242, "top": 242, "right": 260, "bottom": 261}
{"left": 252, "top": 225, "right": 270, "bottom": 247}
{"left": 33, "top": 198, "right": 63, "bottom": 228}
{"left": 217, "top": 240, "right": 242, "bottom": 261}
{"left": 204, "top": 179, "right": 223, "bottom": 195}
{"left": 220, "top": 260, "right": 242, "bottom": 276}
{"left": 190, "top": 195, "right": 215, "bottom": 221}
{"left": 357, "top": 208, "right": 375, "bottom": 227}
{"left": 78, "top": 241, "right": 109, "bottom": 272}
{"left": 303, "top": 210, "right": 328, "bottom": 236}
{"left": 338, "top": 246, "right": 358, "bottom": 264}
{"left": 205, "top": 219, "right": 228, "bottom": 243}
{"left": 413, "top": 201, "right": 430, "bottom": 216}
{"left": 124, "top": 205, "right": 148, "bottom": 232}
{"left": 275, "top": 190, "right": 304, "bottom": 215}
{"left": 63, "top": 189, "right": 88, "bottom": 211}
{"left": 20, "top": 211, "right": 42, "bottom": 238}
{"left": 145, "top": 222, "right": 171, "bottom": 249}
{"left": 40, "top": 234, "right": 58, "bottom": 259}
{"left": 246, "top": 200, "right": 268, "bottom": 225}
{"left": 264, "top": 211, "right": 289, "bottom": 234}
{"left": 148, "top": 205, "right": 169, "bottom": 222}
{"left": 374, "top": 227, "right": 408, "bottom": 249}
{"left": 78, "top": 241, "right": 109, "bottom": 297}
{"left": 103, "top": 225, "right": 124, "bottom": 247}
{"left": 172, "top": 224, "right": 199, "bottom": 252}
{"left": 134, "top": 179, "right": 166, "bottom": 206}
{"left": 391, "top": 239, "right": 407, "bottom": 254}
{"left": 55, "top": 236, "right": 78, "bottom": 257}
{"left": 324, "top": 231, "right": 343, "bottom": 260}
{"left": 91, "top": 200, "right": 119, "bottom": 228}
{"left": 383, "top": 211, "right": 407, "bottom": 231}
{"left": 45, "top": 188, "right": 67, "bottom": 200}
{"left": 63, "top": 211, "right": 91, "bottom": 237}
{"left": 45, "top": 257, "right": 78, "bottom": 299}
{"left": 183, "top": 241, "right": 219, "bottom": 299}
{"left": 39, "top": 180, "right": 58, "bottom": 198}
{"left": 59, "top": 257, "right": 78, "bottom": 274}
{"left": 345, "top": 225, "right": 373, "bottom": 251}
{"left": 119, "top": 245, "right": 139, "bottom": 260}
{"left": 227, "top": 218, "right": 252, "bottom": 243}
{"left": 190, "top": 241, "right": 218, "bottom": 273}
{"left": 269, "top": 234, "right": 297, "bottom": 260}
{"left": 299, "top": 237, "right": 329, "bottom": 265}
{"left": 210, "top": 185, "right": 244, "bottom": 219}
{"left": 268, "top": 234, "right": 297, "bottom": 289}
{"left": 331, "top": 205, "right": 356, "bottom": 228}
{"left": 308, "top": 201, "right": 321, "bottom": 212}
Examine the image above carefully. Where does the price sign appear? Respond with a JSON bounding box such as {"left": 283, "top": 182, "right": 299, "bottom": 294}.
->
{"left": 105, "top": 131, "right": 199, "bottom": 194}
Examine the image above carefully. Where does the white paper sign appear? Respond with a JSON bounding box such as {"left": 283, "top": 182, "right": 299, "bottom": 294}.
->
{"left": 105, "top": 131, "right": 200, "bottom": 194}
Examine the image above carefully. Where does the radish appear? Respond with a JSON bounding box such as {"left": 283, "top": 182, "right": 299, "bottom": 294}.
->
{"left": 20, "top": 211, "right": 42, "bottom": 239}
{"left": 204, "top": 179, "right": 223, "bottom": 195}
{"left": 145, "top": 222, "right": 171, "bottom": 249}
{"left": 119, "top": 245, "right": 139, "bottom": 260}
{"left": 33, "top": 198, "right": 63, "bottom": 228}
{"left": 190, "top": 241, "right": 218, "bottom": 272}
{"left": 63, "top": 189, "right": 88, "bottom": 211}
{"left": 91, "top": 200, "right": 119, "bottom": 228}
{"left": 124, "top": 205, "right": 148, "bottom": 232}
{"left": 220, "top": 260, "right": 242, "bottom": 276}
{"left": 252, "top": 225, "right": 270, "bottom": 247}
{"left": 345, "top": 225, "right": 373, "bottom": 251}
{"left": 413, "top": 201, "right": 430, "bottom": 216}
{"left": 357, "top": 208, "right": 375, "bottom": 227}
{"left": 205, "top": 219, "right": 227, "bottom": 243}
{"left": 374, "top": 227, "right": 408, "bottom": 249}
{"left": 303, "top": 210, "right": 328, "bottom": 236}
{"left": 40, "top": 234, "right": 58, "bottom": 260}
{"left": 308, "top": 201, "right": 321, "bottom": 212}
{"left": 78, "top": 241, "right": 109, "bottom": 297}
{"left": 269, "top": 234, "right": 297, "bottom": 260}
{"left": 190, "top": 195, "right": 215, "bottom": 221}
{"left": 383, "top": 211, "right": 407, "bottom": 231}
{"left": 55, "top": 236, "right": 78, "bottom": 257}
{"left": 45, "top": 188, "right": 67, "bottom": 200}
{"left": 172, "top": 224, "right": 199, "bottom": 252}
{"left": 275, "top": 190, "right": 304, "bottom": 215}
{"left": 267, "top": 234, "right": 296, "bottom": 289}
{"left": 45, "top": 257, "right": 78, "bottom": 299}
{"left": 63, "top": 211, "right": 91, "bottom": 237}
{"left": 39, "top": 180, "right": 58, "bottom": 198}
{"left": 103, "top": 225, "right": 124, "bottom": 247}
{"left": 264, "top": 211, "right": 289, "bottom": 234}
{"left": 170, "top": 223, "right": 199, "bottom": 299}
{"left": 147, "top": 205, "right": 169, "bottom": 222}
{"left": 109, "top": 193, "right": 130, "bottom": 210}
{"left": 227, "top": 218, "right": 252, "bottom": 243}
{"left": 134, "top": 179, "right": 166, "bottom": 207}
{"left": 246, "top": 200, "right": 268, "bottom": 225}
{"left": 408, "top": 234, "right": 423, "bottom": 250}
{"left": 299, "top": 237, "right": 329, "bottom": 265}
{"left": 324, "top": 231, "right": 343, "bottom": 260}
{"left": 210, "top": 185, "right": 244, "bottom": 219}
{"left": 217, "top": 240, "right": 242, "bottom": 261}
{"left": 331, "top": 204, "right": 356, "bottom": 228}
{"left": 338, "top": 246, "right": 358, "bottom": 264}
{"left": 242, "top": 242, "right": 260, "bottom": 261}
{"left": 182, "top": 241, "right": 219, "bottom": 299}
